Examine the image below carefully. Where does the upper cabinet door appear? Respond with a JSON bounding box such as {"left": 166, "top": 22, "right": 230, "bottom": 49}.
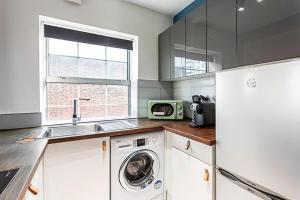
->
{"left": 170, "top": 19, "right": 186, "bottom": 79}
{"left": 186, "top": 1, "right": 207, "bottom": 76}
{"left": 207, "top": 0, "right": 237, "bottom": 70}
{"left": 159, "top": 28, "right": 171, "bottom": 81}
{"left": 237, "top": 0, "right": 300, "bottom": 67}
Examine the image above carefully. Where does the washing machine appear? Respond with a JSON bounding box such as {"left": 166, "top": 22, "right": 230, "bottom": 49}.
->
{"left": 111, "top": 131, "right": 164, "bottom": 200}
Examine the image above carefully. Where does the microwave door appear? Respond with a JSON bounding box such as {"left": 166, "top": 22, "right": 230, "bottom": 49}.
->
{"left": 151, "top": 103, "right": 174, "bottom": 117}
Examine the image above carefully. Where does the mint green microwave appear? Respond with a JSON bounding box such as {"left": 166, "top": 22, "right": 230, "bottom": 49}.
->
{"left": 148, "top": 100, "right": 184, "bottom": 120}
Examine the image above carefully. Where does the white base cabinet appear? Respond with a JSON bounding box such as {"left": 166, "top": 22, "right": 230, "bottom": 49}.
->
{"left": 167, "top": 147, "right": 214, "bottom": 200}
{"left": 23, "top": 159, "right": 44, "bottom": 200}
{"left": 165, "top": 132, "right": 215, "bottom": 200}
{"left": 44, "top": 137, "right": 110, "bottom": 200}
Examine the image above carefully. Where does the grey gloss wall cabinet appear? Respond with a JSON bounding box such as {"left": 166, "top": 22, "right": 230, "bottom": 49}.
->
{"left": 207, "top": 0, "right": 237, "bottom": 70}
{"left": 159, "top": 2, "right": 208, "bottom": 81}
{"left": 237, "top": 0, "right": 300, "bottom": 67}
{"left": 159, "top": 0, "right": 300, "bottom": 81}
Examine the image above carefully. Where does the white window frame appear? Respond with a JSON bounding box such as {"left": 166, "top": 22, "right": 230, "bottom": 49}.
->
{"left": 39, "top": 16, "right": 139, "bottom": 125}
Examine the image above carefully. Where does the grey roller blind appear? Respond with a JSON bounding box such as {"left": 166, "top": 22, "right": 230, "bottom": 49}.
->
{"left": 44, "top": 25, "right": 133, "bottom": 50}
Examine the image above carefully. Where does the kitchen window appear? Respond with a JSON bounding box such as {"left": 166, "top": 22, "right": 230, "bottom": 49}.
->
{"left": 42, "top": 23, "right": 135, "bottom": 123}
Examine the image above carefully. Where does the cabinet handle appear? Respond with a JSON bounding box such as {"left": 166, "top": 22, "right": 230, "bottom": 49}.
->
{"left": 185, "top": 140, "right": 191, "bottom": 150}
{"left": 204, "top": 169, "right": 209, "bottom": 182}
{"left": 102, "top": 141, "right": 107, "bottom": 152}
{"left": 28, "top": 184, "right": 39, "bottom": 195}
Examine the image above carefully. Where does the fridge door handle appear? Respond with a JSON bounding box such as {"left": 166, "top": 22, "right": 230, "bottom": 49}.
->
{"left": 218, "top": 168, "right": 289, "bottom": 200}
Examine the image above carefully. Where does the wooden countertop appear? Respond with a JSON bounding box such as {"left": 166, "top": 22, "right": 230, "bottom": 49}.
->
{"left": 0, "top": 118, "right": 215, "bottom": 200}
{"left": 47, "top": 119, "right": 216, "bottom": 146}
{"left": 163, "top": 121, "right": 216, "bottom": 146}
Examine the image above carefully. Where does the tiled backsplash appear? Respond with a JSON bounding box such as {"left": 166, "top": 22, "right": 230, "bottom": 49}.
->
{"left": 173, "top": 76, "right": 216, "bottom": 118}
{"left": 137, "top": 80, "right": 173, "bottom": 117}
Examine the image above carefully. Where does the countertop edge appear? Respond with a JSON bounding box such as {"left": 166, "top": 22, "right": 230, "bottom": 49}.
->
{"left": 17, "top": 140, "right": 48, "bottom": 200}
{"left": 47, "top": 126, "right": 164, "bottom": 144}
{"left": 163, "top": 126, "right": 216, "bottom": 146}
{"left": 46, "top": 125, "right": 216, "bottom": 146}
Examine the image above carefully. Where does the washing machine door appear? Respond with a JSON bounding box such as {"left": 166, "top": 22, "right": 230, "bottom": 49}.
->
{"left": 119, "top": 150, "right": 160, "bottom": 191}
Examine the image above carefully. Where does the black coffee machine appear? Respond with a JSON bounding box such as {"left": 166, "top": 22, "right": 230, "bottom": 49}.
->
{"left": 189, "top": 95, "right": 215, "bottom": 127}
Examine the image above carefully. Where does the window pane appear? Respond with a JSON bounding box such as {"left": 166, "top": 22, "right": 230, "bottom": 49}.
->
{"left": 48, "top": 38, "right": 77, "bottom": 57}
{"left": 106, "top": 61, "right": 127, "bottom": 80}
{"left": 48, "top": 55, "right": 79, "bottom": 77}
{"left": 78, "top": 84, "right": 107, "bottom": 119}
{"left": 47, "top": 83, "right": 78, "bottom": 121}
{"left": 79, "top": 43, "right": 105, "bottom": 60}
{"left": 107, "top": 85, "right": 129, "bottom": 118}
{"left": 48, "top": 55, "right": 107, "bottom": 79}
{"left": 48, "top": 56, "right": 127, "bottom": 79}
{"left": 107, "top": 105, "right": 128, "bottom": 117}
{"left": 107, "top": 47, "right": 128, "bottom": 62}
{"left": 107, "top": 85, "right": 128, "bottom": 105}
{"left": 78, "top": 58, "right": 106, "bottom": 79}
{"left": 47, "top": 83, "right": 129, "bottom": 121}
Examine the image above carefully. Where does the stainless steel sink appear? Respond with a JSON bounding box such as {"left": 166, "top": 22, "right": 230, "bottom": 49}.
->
{"left": 96, "top": 120, "right": 138, "bottom": 132}
{"left": 37, "top": 124, "right": 99, "bottom": 138}
{"left": 37, "top": 120, "right": 138, "bottom": 139}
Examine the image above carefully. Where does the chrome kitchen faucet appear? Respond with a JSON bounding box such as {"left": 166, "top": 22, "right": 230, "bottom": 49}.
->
{"left": 72, "top": 98, "right": 90, "bottom": 125}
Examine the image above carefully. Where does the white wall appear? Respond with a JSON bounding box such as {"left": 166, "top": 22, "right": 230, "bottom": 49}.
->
{"left": 0, "top": 0, "right": 172, "bottom": 114}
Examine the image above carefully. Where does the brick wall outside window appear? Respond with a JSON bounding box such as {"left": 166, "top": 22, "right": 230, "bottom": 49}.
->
{"left": 47, "top": 83, "right": 128, "bottom": 121}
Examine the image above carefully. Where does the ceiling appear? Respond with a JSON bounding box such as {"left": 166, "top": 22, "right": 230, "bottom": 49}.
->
{"left": 123, "top": 0, "right": 194, "bottom": 16}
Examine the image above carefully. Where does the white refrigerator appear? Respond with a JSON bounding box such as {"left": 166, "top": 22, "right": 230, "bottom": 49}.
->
{"left": 216, "top": 59, "right": 300, "bottom": 200}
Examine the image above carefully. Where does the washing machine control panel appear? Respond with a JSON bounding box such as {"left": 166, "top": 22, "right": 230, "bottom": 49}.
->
{"left": 115, "top": 133, "right": 162, "bottom": 151}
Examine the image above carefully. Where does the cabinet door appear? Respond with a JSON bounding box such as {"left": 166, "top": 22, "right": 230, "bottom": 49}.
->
{"left": 44, "top": 138, "right": 110, "bottom": 200}
{"left": 186, "top": 1, "right": 207, "bottom": 76}
{"left": 237, "top": 0, "right": 300, "bottom": 67}
{"left": 207, "top": 0, "right": 237, "bottom": 71}
{"left": 23, "top": 159, "right": 44, "bottom": 200}
{"left": 167, "top": 147, "right": 214, "bottom": 200}
{"left": 170, "top": 19, "right": 186, "bottom": 79}
{"left": 159, "top": 28, "right": 171, "bottom": 81}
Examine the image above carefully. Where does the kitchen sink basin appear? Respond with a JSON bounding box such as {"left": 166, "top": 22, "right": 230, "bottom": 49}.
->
{"left": 96, "top": 120, "right": 138, "bottom": 132}
{"left": 37, "top": 124, "right": 99, "bottom": 138}
{"left": 37, "top": 120, "right": 138, "bottom": 138}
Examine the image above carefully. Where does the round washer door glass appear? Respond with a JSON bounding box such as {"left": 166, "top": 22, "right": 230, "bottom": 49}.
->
{"left": 119, "top": 150, "right": 160, "bottom": 191}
